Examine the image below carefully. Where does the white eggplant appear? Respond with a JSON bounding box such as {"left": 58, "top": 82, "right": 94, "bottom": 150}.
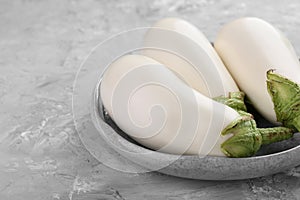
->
{"left": 215, "top": 17, "right": 300, "bottom": 128}
{"left": 100, "top": 54, "right": 293, "bottom": 157}
{"left": 142, "top": 18, "right": 239, "bottom": 98}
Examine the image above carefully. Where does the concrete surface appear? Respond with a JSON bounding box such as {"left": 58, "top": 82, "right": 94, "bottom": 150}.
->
{"left": 1, "top": 0, "right": 300, "bottom": 199}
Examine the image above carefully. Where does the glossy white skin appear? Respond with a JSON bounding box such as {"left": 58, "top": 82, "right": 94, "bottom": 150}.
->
{"left": 215, "top": 17, "right": 300, "bottom": 123}
{"left": 100, "top": 55, "right": 239, "bottom": 156}
{"left": 142, "top": 18, "right": 239, "bottom": 98}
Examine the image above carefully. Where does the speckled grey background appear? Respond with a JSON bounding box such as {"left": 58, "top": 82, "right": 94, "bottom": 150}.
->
{"left": 1, "top": 0, "right": 300, "bottom": 199}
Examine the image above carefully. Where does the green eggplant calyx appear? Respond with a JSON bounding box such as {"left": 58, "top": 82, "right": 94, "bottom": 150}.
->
{"left": 266, "top": 69, "right": 300, "bottom": 131}
{"left": 221, "top": 116, "right": 262, "bottom": 158}
{"left": 221, "top": 115, "right": 295, "bottom": 158}
{"left": 213, "top": 91, "right": 247, "bottom": 112}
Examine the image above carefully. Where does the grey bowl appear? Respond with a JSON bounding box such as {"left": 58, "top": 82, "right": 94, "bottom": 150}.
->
{"left": 91, "top": 80, "right": 300, "bottom": 180}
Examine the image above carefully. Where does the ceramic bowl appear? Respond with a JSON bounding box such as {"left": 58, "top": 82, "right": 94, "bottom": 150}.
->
{"left": 91, "top": 81, "right": 300, "bottom": 180}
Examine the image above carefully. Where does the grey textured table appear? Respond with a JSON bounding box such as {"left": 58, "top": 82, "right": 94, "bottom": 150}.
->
{"left": 1, "top": 0, "right": 300, "bottom": 199}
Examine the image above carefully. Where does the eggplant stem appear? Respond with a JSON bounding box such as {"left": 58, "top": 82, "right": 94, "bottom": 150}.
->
{"left": 293, "top": 115, "right": 300, "bottom": 133}
{"left": 259, "top": 127, "right": 294, "bottom": 145}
